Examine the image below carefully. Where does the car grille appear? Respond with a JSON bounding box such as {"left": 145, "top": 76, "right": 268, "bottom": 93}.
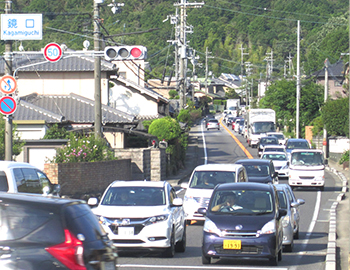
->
{"left": 108, "top": 224, "right": 144, "bottom": 235}
{"left": 222, "top": 231, "right": 257, "bottom": 238}
{"left": 214, "top": 244, "right": 263, "bottom": 255}
{"left": 108, "top": 217, "right": 147, "bottom": 235}
{"left": 299, "top": 176, "right": 314, "bottom": 180}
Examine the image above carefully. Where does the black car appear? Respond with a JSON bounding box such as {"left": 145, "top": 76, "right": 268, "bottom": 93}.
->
{"left": 235, "top": 159, "right": 279, "bottom": 184}
{"left": 0, "top": 193, "right": 117, "bottom": 270}
{"left": 257, "top": 136, "right": 279, "bottom": 157}
{"left": 199, "top": 182, "right": 286, "bottom": 266}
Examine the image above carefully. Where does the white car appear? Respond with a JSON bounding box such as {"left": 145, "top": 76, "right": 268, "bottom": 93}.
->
{"left": 88, "top": 180, "right": 186, "bottom": 257}
{"left": 261, "top": 151, "right": 289, "bottom": 179}
{"left": 181, "top": 164, "right": 248, "bottom": 223}
{"left": 266, "top": 132, "right": 286, "bottom": 145}
{"left": 262, "top": 145, "right": 287, "bottom": 155}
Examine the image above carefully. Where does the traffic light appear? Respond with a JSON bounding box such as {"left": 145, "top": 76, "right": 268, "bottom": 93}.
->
{"left": 104, "top": 46, "right": 147, "bottom": 61}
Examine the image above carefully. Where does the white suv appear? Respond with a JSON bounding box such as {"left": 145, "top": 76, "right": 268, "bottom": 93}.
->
{"left": 88, "top": 180, "right": 186, "bottom": 257}
{"left": 181, "top": 164, "right": 248, "bottom": 223}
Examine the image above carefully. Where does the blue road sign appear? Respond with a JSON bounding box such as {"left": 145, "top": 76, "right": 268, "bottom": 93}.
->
{"left": 0, "top": 96, "right": 17, "bottom": 115}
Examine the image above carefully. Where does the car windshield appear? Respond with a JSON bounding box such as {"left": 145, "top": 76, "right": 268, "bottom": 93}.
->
{"left": 101, "top": 186, "right": 165, "bottom": 206}
{"left": 291, "top": 152, "right": 324, "bottom": 166}
{"left": 209, "top": 189, "right": 273, "bottom": 215}
{"left": 189, "top": 171, "right": 236, "bottom": 189}
{"left": 262, "top": 154, "right": 287, "bottom": 161}
{"left": 287, "top": 141, "right": 310, "bottom": 150}
{"left": 243, "top": 164, "right": 270, "bottom": 176}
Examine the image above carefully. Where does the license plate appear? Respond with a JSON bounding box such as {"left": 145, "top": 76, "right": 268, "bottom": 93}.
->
{"left": 102, "top": 261, "right": 116, "bottom": 270}
{"left": 223, "top": 240, "right": 241, "bottom": 249}
{"left": 118, "top": 227, "right": 134, "bottom": 236}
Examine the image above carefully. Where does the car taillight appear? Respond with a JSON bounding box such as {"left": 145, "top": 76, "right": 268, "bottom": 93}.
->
{"left": 46, "top": 229, "right": 86, "bottom": 270}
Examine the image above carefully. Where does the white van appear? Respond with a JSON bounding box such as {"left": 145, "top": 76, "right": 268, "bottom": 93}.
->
{"left": 181, "top": 164, "right": 247, "bottom": 223}
{"left": 288, "top": 149, "right": 327, "bottom": 191}
{"left": 0, "top": 161, "right": 60, "bottom": 195}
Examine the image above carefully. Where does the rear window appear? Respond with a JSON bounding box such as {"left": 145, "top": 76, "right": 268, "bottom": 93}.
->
{"left": 13, "top": 168, "right": 52, "bottom": 194}
{"left": 0, "top": 201, "right": 63, "bottom": 242}
{"left": 189, "top": 171, "right": 236, "bottom": 189}
{"left": 64, "top": 203, "right": 107, "bottom": 242}
{"left": 208, "top": 119, "right": 218, "bottom": 123}
{"left": 243, "top": 164, "right": 270, "bottom": 176}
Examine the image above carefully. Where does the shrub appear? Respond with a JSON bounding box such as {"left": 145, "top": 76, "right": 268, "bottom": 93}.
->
{"left": 48, "top": 133, "right": 116, "bottom": 163}
{"left": 339, "top": 150, "right": 349, "bottom": 165}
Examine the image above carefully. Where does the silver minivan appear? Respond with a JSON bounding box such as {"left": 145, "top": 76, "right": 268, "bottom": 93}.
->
{"left": 181, "top": 163, "right": 248, "bottom": 224}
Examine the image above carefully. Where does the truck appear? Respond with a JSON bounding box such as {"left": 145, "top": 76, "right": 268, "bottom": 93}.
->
{"left": 288, "top": 149, "right": 327, "bottom": 191}
{"left": 246, "top": 108, "right": 276, "bottom": 148}
{"left": 225, "top": 99, "right": 240, "bottom": 117}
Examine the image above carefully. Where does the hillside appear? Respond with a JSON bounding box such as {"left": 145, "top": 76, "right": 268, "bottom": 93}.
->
{"left": 2, "top": 0, "right": 349, "bottom": 81}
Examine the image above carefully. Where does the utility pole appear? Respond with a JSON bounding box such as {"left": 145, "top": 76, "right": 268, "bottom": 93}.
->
{"left": 265, "top": 50, "right": 273, "bottom": 79}
{"left": 296, "top": 20, "right": 301, "bottom": 138}
{"left": 4, "top": 0, "right": 13, "bottom": 161}
{"left": 94, "top": 0, "right": 102, "bottom": 138}
{"left": 323, "top": 59, "right": 329, "bottom": 158}
{"left": 240, "top": 44, "right": 249, "bottom": 78}
{"left": 205, "top": 47, "right": 213, "bottom": 94}
{"left": 174, "top": 0, "right": 203, "bottom": 109}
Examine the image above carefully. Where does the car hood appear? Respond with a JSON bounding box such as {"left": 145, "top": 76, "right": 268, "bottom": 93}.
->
{"left": 92, "top": 205, "right": 170, "bottom": 218}
{"left": 247, "top": 176, "right": 273, "bottom": 183}
{"left": 208, "top": 213, "right": 274, "bottom": 232}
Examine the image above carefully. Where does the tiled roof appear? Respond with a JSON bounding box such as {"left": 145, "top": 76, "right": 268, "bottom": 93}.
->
{"left": 313, "top": 60, "right": 345, "bottom": 78}
{"left": 0, "top": 49, "right": 117, "bottom": 74}
{"left": 17, "top": 93, "right": 136, "bottom": 124}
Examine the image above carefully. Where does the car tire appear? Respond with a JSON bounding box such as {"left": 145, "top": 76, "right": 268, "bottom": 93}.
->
{"left": 284, "top": 241, "right": 293, "bottom": 252}
{"left": 278, "top": 248, "right": 282, "bottom": 261}
{"left": 163, "top": 229, "right": 175, "bottom": 258}
{"left": 175, "top": 224, "right": 186, "bottom": 252}
{"left": 294, "top": 229, "right": 299, "bottom": 239}
{"left": 269, "top": 255, "right": 278, "bottom": 266}
{"left": 202, "top": 254, "right": 211, "bottom": 264}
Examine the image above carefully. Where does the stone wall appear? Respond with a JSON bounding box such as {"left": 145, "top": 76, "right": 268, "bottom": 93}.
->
{"left": 44, "top": 159, "right": 131, "bottom": 198}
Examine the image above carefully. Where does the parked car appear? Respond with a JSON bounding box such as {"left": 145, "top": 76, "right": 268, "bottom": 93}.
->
{"left": 261, "top": 151, "right": 289, "bottom": 180}
{"left": 0, "top": 161, "right": 60, "bottom": 196}
{"left": 198, "top": 182, "right": 286, "bottom": 266}
{"left": 266, "top": 132, "right": 286, "bottom": 145}
{"left": 206, "top": 119, "right": 220, "bottom": 130}
{"left": 285, "top": 138, "right": 311, "bottom": 157}
{"left": 88, "top": 180, "right": 186, "bottom": 257}
{"left": 235, "top": 159, "right": 279, "bottom": 184}
{"left": 0, "top": 192, "right": 117, "bottom": 270}
{"left": 204, "top": 114, "right": 215, "bottom": 125}
{"left": 224, "top": 115, "right": 236, "bottom": 126}
{"left": 231, "top": 117, "right": 243, "bottom": 130}
{"left": 181, "top": 164, "right": 248, "bottom": 223}
{"left": 257, "top": 136, "right": 279, "bottom": 157}
{"left": 275, "top": 184, "right": 305, "bottom": 251}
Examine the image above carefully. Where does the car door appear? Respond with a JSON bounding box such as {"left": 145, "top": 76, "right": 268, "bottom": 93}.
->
{"left": 168, "top": 186, "right": 184, "bottom": 241}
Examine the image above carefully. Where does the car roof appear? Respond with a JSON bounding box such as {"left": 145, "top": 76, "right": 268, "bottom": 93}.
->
{"left": 266, "top": 132, "right": 284, "bottom": 136}
{"left": 274, "top": 183, "right": 290, "bottom": 190}
{"left": 261, "top": 151, "right": 287, "bottom": 156}
{"left": 286, "top": 138, "right": 308, "bottom": 143}
{"left": 0, "top": 192, "right": 83, "bottom": 207}
{"left": 110, "top": 180, "right": 168, "bottom": 188}
{"left": 260, "top": 136, "right": 278, "bottom": 140}
{"left": 192, "top": 163, "right": 243, "bottom": 172}
{"left": 264, "top": 145, "right": 285, "bottom": 148}
{"left": 0, "top": 161, "right": 38, "bottom": 170}
{"left": 290, "top": 149, "right": 322, "bottom": 154}
{"left": 215, "top": 182, "right": 273, "bottom": 191}
{"left": 235, "top": 159, "right": 272, "bottom": 165}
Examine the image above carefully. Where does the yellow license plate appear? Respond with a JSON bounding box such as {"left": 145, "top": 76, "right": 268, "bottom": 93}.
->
{"left": 223, "top": 240, "right": 241, "bottom": 249}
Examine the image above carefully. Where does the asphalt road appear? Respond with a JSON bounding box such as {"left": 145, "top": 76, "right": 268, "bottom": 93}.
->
{"left": 116, "top": 119, "right": 342, "bottom": 270}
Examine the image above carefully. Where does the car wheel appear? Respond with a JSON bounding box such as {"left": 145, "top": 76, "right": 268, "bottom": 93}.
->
{"left": 175, "top": 223, "right": 186, "bottom": 252}
{"left": 284, "top": 241, "right": 293, "bottom": 252}
{"left": 163, "top": 229, "right": 175, "bottom": 258}
{"left": 294, "top": 229, "right": 299, "bottom": 239}
{"left": 202, "top": 254, "right": 211, "bottom": 264}
{"left": 278, "top": 248, "right": 282, "bottom": 261}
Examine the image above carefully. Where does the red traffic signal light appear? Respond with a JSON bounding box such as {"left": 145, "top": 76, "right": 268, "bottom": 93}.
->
{"left": 104, "top": 46, "right": 147, "bottom": 61}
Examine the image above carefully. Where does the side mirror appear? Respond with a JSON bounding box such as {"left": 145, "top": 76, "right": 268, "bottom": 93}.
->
{"left": 181, "top": 182, "right": 189, "bottom": 189}
{"left": 198, "top": 207, "right": 207, "bottom": 216}
{"left": 297, "top": 198, "right": 305, "bottom": 205}
{"left": 172, "top": 198, "right": 183, "bottom": 207}
{"left": 88, "top": 197, "right": 99, "bottom": 206}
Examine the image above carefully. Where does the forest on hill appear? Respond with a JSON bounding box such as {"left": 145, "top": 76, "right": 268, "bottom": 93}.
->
{"left": 2, "top": 0, "right": 349, "bottom": 81}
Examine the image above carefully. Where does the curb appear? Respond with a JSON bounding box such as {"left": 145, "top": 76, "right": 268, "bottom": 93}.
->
{"left": 325, "top": 166, "right": 348, "bottom": 270}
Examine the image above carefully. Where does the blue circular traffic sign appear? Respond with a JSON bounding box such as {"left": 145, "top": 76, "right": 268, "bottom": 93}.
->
{"left": 43, "top": 43, "right": 62, "bottom": 62}
{"left": 0, "top": 96, "right": 17, "bottom": 115}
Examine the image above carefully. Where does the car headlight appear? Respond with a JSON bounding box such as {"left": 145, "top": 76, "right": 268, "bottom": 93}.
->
{"left": 97, "top": 216, "right": 112, "bottom": 226}
{"left": 282, "top": 215, "right": 290, "bottom": 228}
{"left": 258, "top": 219, "right": 276, "bottom": 235}
{"left": 203, "top": 217, "right": 222, "bottom": 236}
{"left": 145, "top": 214, "right": 169, "bottom": 225}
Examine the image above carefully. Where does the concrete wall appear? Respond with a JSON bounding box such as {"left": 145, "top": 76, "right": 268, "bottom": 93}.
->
{"left": 44, "top": 159, "right": 132, "bottom": 198}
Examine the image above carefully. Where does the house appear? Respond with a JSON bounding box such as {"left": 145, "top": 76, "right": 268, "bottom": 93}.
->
{"left": 313, "top": 59, "right": 347, "bottom": 99}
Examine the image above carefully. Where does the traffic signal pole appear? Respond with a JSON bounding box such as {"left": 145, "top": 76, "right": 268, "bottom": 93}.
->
{"left": 4, "top": 0, "right": 13, "bottom": 161}
{"left": 94, "top": 0, "right": 102, "bottom": 137}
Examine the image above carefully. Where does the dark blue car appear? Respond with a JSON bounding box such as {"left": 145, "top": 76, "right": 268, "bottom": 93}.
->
{"left": 198, "top": 182, "right": 286, "bottom": 266}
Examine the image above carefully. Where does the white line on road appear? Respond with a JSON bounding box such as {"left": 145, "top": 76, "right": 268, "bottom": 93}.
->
{"left": 201, "top": 120, "right": 208, "bottom": 165}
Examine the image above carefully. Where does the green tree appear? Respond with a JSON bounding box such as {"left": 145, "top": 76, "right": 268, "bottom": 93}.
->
{"left": 0, "top": 117, "right": 24, "bottom": 160}
{"left": 148, "top": 117, "right": 181, "bottom": 142}
{"left": 43, "top": 124, "right": 70, "bottom": 139}
{"left": 323, "top": 97, "right": 349, "bottom": 136}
